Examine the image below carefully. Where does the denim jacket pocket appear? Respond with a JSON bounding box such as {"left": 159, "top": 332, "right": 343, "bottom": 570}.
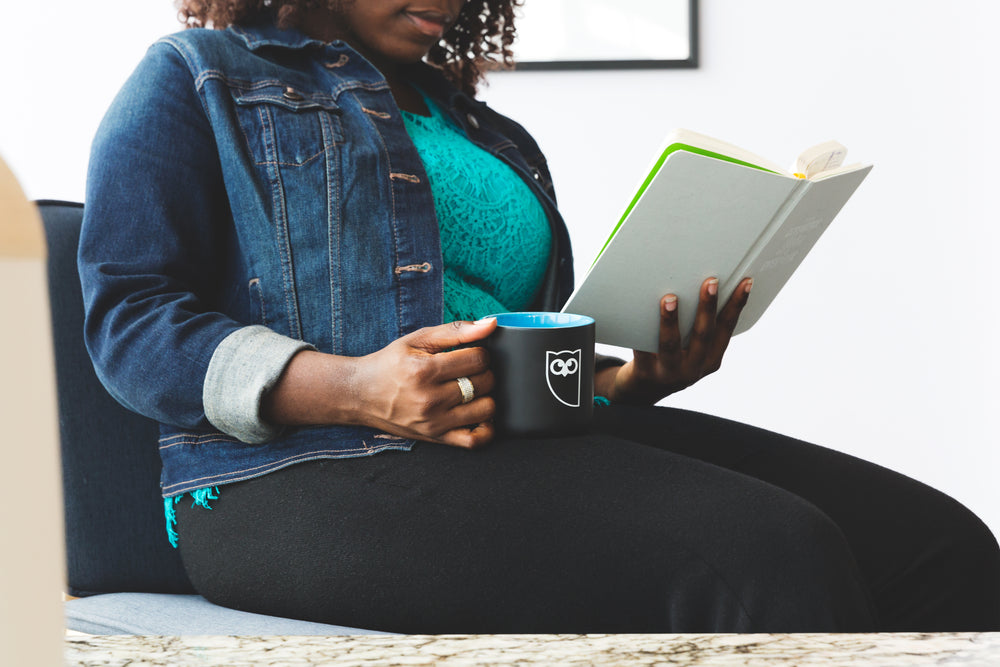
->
{"left": 231, "top": 82, "right": 344, "bottom": 167}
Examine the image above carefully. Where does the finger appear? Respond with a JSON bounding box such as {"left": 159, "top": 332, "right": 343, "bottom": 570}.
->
{"left": 378, "top": 392, "right": 495, "bottom": 446}
{"left": 407, "top": 318, "right": 497, "bottom": 354}
{"left": 439, "top": 417, "right": 496, "bottom": 450}
{"left": 708, "top": 277, "right": 753, "bottom": 367}
{"left": 449, "top": 393, "right": 496, "bottom": 427}
{"left": 419, "top": 374, "right": 495, "bottom": 430}
{"left": 446, "top": 370, "right": 495, "bottom": 407}
{"left": 431, "top": 345, "right": 492, "bottom": 383}
{"left": 716, "top": 277, "right": 753, "bottom": 337}
{"left": 652, "top": 294, "right": 682, "bottom": 373}
{"left": 686, "top": 277, "right": 719, "bottom": 362}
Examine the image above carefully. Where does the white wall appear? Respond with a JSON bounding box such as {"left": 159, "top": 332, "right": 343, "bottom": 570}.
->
{"left": 483, "top": 0, "right": 1000, "bottom": 538}
{"left": 1, "top": 1, "right": 997, "bottom": 538}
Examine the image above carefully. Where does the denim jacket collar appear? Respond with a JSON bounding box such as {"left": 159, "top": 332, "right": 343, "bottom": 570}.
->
{"left": 228, "top": 22, "right": 479, "bottom": 106}
{"left": 229, "top": 21, "right": 328, "bottom": 52}
{"left": 226, "top": 21, "right": 472, "bottom": 113}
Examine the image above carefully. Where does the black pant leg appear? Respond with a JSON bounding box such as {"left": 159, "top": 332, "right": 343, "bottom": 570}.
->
{"left": 176, "top": 433, "right": 876, "bottom": 633}
{"left": 593, "top": 404, "right": 1000, "bottom": 631}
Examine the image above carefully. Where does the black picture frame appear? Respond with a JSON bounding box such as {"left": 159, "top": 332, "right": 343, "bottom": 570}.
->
{"left": 511, "top": 0, "right": 699, "bottom": 71}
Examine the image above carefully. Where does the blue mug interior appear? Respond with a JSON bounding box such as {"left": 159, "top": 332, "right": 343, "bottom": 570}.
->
{"left": 489, "top": 312, "right": 594, "bottom": 329}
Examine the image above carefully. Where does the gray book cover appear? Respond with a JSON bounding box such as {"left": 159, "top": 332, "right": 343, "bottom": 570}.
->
{"left": 562, "top": 149, "right": 871, "bottom": 353}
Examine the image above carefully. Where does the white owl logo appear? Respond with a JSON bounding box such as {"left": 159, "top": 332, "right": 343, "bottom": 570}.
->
{"left": 545, "top": 349, "right": 582, "bottom": 407}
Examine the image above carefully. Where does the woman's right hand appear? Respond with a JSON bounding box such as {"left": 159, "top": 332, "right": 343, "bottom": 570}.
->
{"left": 262, "top": 319, "right": 498, "bottom": 449}
{"left": 351, "top": 318, "right": 498, "bottom": 448}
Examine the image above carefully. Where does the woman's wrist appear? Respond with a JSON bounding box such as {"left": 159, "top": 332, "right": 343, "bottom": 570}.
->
{"left": 596, "top": 361, "right": 675, "bottom": 407}
{"left": 261, "top": 349, "right": 363, "bottom": 428}
{"left": 594, "top": 364, "right": 623, "bottom": 404}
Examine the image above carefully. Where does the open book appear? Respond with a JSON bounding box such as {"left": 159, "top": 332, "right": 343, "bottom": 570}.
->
{"left": 561, "top": 128, "right": 872, "bottom": 353}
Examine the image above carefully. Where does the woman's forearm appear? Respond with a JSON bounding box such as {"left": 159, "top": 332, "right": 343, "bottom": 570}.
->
{"left": 261, "top": 349, "right": 363, "bottom": 428}
{"left": 260, "top": 320, "right": 497, "bottom": 449}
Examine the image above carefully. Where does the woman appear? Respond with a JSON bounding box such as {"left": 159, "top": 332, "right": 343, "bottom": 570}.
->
{"left": 79, "top": 0, "right": 1000, "bottom": 633}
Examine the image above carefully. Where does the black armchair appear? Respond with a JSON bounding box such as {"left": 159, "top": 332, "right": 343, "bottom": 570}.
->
{"left": 39, "top": 200, "right": 382, "bottom": 634}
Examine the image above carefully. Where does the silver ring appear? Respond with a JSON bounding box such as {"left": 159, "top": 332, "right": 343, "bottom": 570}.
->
{"left": 456, "top": 376, "right": 475, "bottom": 404}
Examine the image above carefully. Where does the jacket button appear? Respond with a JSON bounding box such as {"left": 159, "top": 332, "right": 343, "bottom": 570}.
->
{"left": 283, "top": 87, "right": 304, "bottom": 101}
{"left": 531, "top": 168, "right": 543, "bottom": 181}
{"left": 466, "top": 113, "right": 480, "bottom": 129}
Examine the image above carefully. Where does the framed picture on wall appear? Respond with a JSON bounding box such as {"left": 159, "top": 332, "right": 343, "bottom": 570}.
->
{"left": 511, "top": 0, "right": 698, "bottom": 70}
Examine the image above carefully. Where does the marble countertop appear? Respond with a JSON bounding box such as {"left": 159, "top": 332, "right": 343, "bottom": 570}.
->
{"left": 65, "top": 631, "right": 1000, "bottom": 666}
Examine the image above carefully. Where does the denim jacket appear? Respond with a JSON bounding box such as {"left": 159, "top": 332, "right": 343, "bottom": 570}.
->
{"left": 79, "top": 22, "right": 578, "bottom": 497}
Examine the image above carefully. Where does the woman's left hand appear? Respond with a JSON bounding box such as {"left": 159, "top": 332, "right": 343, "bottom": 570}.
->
{"left": 597, "top": 276, "right": 753, "bottom": 405}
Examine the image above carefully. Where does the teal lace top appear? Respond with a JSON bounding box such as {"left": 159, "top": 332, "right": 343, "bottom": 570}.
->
{"left": 401, "top": 96, "right": 552, "bottom": 322}
{"left": 164, "top": 94, "right": 553, "bottom": 545}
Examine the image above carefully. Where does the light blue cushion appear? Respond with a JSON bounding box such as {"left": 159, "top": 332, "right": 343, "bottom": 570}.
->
{"left": 65, "top": 593, "right": 391, "bottom": 635}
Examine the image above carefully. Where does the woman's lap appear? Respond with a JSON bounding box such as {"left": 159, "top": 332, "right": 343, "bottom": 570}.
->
{"left": 175, "top": 405, "right": 1000, "bottom": 633}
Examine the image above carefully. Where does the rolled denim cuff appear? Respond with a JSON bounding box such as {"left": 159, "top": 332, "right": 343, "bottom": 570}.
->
{"left": 203, "top": 325, "right": 316, "bottom": 444}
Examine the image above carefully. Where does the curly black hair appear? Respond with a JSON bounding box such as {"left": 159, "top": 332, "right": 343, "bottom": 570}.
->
{"left": 175, "top": 0, "right": 521, "bottom": 95}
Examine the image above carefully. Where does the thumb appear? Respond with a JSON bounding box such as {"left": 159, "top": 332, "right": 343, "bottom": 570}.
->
{"left": 408, "top": 317, "right": 497, "bottom": 353}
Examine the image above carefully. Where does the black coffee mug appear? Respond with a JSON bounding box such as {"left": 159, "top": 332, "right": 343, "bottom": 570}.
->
{"left": 485, "top": 312, "right": 595, "bottom": 437}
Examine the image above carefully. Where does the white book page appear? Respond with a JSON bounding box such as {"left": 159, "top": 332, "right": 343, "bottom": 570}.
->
{"left": 662, "top": 129, "right": 788, "bottom": 175}
{"left": 793, "top": 140, "right": 848, "bottom": 178}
